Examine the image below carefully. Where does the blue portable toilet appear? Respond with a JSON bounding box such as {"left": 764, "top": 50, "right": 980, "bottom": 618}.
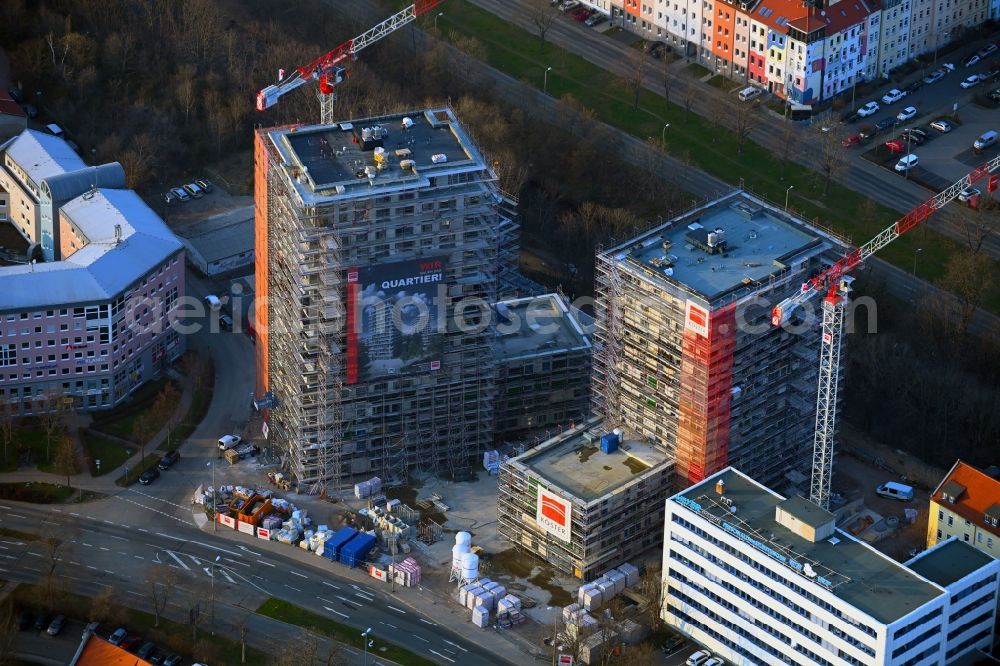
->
{"left": 600, "top": 431, "right": 620, "bottom": 454}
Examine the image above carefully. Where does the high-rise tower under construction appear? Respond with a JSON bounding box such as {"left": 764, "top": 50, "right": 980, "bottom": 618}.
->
{"left": 254, "top": 107, "right": 501, "bottom": 491}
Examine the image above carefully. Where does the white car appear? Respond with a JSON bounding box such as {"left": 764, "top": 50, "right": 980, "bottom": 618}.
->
{"left": 979, "top": 44, "right": 998, "bottom": 58}
{"left": 960, "top": 74, "right": 983, "bottom": 88}
{"left": 895, "top": 154, "right": 919, "bottom": 171}
{"left": 958, "top": 188, "right": 981, "bottom": 202}
{"left": 218, "top": 434, "right": 242, "bottom": 450}
{"left": 930, "top": 119, "right": 954, "bottom": 132}
{"left": 881, "top": 88, "right": 906, "bottom": 104}
{"left": 896, "top": 106, "right": 917, "bottom": 121}
{"left": 687, "top": 651, "right": 712, "bottom": 666}
{"left": 857, "top": 101, "right": 880, "bottom": 117}
{"left": 704, "top": 660, "right": 726, "bottom": 666}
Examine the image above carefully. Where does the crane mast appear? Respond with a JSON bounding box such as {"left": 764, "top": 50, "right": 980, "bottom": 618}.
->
{"left": 256, "top": 0, "right": 445, "bottom": 124}
{"left": 773, "top": 156, "right": 1000, "bottom": 510}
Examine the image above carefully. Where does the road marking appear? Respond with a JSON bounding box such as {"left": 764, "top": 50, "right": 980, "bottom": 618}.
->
{"left": 419, "top": 618, "right": 436, "bottom": 626}
{"left": 99, "top": 547, "right": 110, "bottom": 551}
{"left": 412, "top": 635, "right": 429, "bottom": 643}
{"left": 22, "top": 566, "right": 41, "bottom": 573}
{"left": 104, "top": 570, "right": 114, "bottom": 575}
{"left": 119, "top": 552, "right": 128, "bottom": 556}
{"left": 429, "top": 650, "right": 455, "bottom": 663}
{"left": 69, "top": 512, "right": 80, "bottom": 517}
{"left": 156, "top": 532, "right": 179, "bottom": 540}
{"left": 379, "top": 621, "right": 399, "bottom": 629}
{"left": 323, "top": 605, "right": 350, "bottom": 619}
{"left": 166, "top": 551, "right": 191, "bottom": 571}
{"left": 144, "top": 543, "right": 159, "bottom": 549}
{"left": 289, "top": 571, "right": 308, "bottom": 579}
{"left": 256, "top": 559, "right": 275, "bottom": 567}
{"left": 224, "top": 557, "right": 250, "bottom": 568}
{"left": 443, "top": 640, "right": 468, "bottom": 652}
{"left": 86, "top": 565, "right": 98, "bottom": 570}
{"left": 187, "top": 540, "right": 250, "bottom": 558}
{"left": 322, "top": 581, "right": 341, "bottom": 590}
{"left": 103, "top": 520, "right": 114, "bottom": 525}
{"left": 336, "top": 596, "right": 361, "bottom": 608}
{"left": 284, "top": 584, "right": 302, "bottom": 593}
{"left": 0, "top": 505, "right": 10, "bottom": 510}
{"left": 354, "top": 592, "right": 374, "bottom": 601}
{"left": 26, "top": 552, "right": 41, "bottom": 558}
{"left": 317, "top": 597, "right": 337, "bottom": 605}
{"left": 0, "top": 546, "right": 6, "bottom": 550}
{"left": 82, "top": 543, "right": 94, "bottom": 547}
{"left": 137, "top": 528, "right": 148, "bottom": 533}
{"left": 386, "top": 605, "right": 406, "bottom": 614}
{"left": 8, "top": 513, "right": 26, "bottom": 519}
{"left": 221, "top": 570, "right": 236, "bottom": 584}
{"left": 109, "top": 535, "right": 127, "bottom": 542}
{"left": 134, "top": 555, "right": 144, "bottom": 560}
{"left": 127, "top": 590, "right": 143, "bottom": 597}
{"left": 0, "top": 554, "right": 15, "bottom": 560}
{"left": 70, "top": 561, "right": 80, "bottom": 566}
{"left": 0, "top": 540, "right": 23, "bottom": 546}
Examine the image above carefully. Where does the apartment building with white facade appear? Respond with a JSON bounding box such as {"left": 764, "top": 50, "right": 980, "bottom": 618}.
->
{"left": 662, "top": 468, "right": 1000, "bottom": 666}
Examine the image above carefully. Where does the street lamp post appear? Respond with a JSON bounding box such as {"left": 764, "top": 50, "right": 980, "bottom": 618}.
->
{"left": 210, "top": 555, "right": 220, "bottom": 632}
{"left": 661, "top": 123, "right": 671, "bottom": 145}
{"left": 543, "top": 66, "right": 552, "bottom": 94}
{"left": 362, "top": 627, "right": 373, "bottom": 666}
{"left": 785, "top": 185, "right": 794, "bottom": 211}
{"left": 435, "top": 12, "right": 443, "bottom": 31}
{"left": 913, "top": 247, "right": 923, "bottom": 275}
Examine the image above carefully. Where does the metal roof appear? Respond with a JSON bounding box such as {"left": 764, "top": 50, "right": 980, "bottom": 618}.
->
{"left": 5, "top": 128, "right": 86, "bottom": 185}
{"left": 0, "top": 188, "right": 183, "bottom": 311}
{"left": 41, "top": 162, "right": 125, "bottom": 203}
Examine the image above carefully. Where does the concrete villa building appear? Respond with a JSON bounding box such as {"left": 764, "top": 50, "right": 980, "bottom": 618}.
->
{"left": 927, "top": 460, "right": 1000, "bottom": 559}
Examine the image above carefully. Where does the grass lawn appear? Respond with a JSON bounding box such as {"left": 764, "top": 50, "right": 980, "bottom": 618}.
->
{"left": 162, "top": 358, "right": 215, "bottom": 452}
{"left": 685, "top": 62, "right": 712, "bottom": 77}
{"left": 12, "top": 584, "right": 270, "bottom": 666}
{"left": 0, "top": 482, "right": 75, "bottom": 504}
{"left": 89, "top": 377, "right": 172, "bottom": 442}
{"left": 429, "top": 0, "right": 1000, "bottom": 310}
{"left": 5, "top": 428, "right": 60, "bottom": 473}
{"left": 257, "top": 598, "right": 437, "bottom": 666}
{"left": 0, "top": 526, "right": 41, "bottom": 541}
{"left": 115, "top": 453, "right": 161, "bottom": 487}
{"left": 82, "top": 430, "right": 135, "bottom": 476}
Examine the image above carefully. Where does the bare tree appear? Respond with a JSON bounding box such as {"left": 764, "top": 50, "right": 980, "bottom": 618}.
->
{"left": 39, "top": 525, "right": 73, "bottom": 611}
{"left": 941, "top": 250, "right": 996, "bottom": 336}
{"left": 958, "top": 200, "right": 996, "bottom": 254}
{"left": 526, "top": 0, "right": 561, "bottom": 53}
{"left": 660, "top": 54, "right": 676, "bottom": 103}
{"left": 0, "top": 600, "right": 17, "bottom": 666}
{"left": 778, "top": 120, "right": 799, "bottom": 181}
{"left": 814, "top": 124, "right": 849, "bottom": 196}
{"left": 90, "top": 587, "right": 127, "bottom": 627}
{"left": 147, "top": 565, "right": 179, "bottom": 628}
{"left": 53, "top": 433, "right": 80, "bottom": 489}
{"left": 0, "top": 403, "right": 18, "bottom": 469}
{"left": 37, "top": 392, "right": 66, "bottom": 465}
{"left": 176, "top": 64, "right": 197, "bottom": 125}
{"left": 624, "top": 47, "right": 647, "bottom": 111}
{"left": 618, "top": 642, "right": 658, "bottom": 665}
{"left": 732, "top": 99, "right": 758, "bottom": 153}
{"left": 638, "top": 565, "right": 665, "bottom": 631}
{"left": 682, "top": 79, "right": 699, "bottom": 121}
{"left": 131, "top": 412, "right": 154, "bottom": 469}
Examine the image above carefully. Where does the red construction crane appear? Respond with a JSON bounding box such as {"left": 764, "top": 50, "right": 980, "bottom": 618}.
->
{"left": 256, "top": 0, "right": 446, "bottom": 123}
{"left": 771, "top": 156, "right": 1000, "bottom": 511}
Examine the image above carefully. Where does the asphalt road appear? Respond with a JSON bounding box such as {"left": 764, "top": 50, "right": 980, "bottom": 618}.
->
{"left": 0, "top": 501, "right": 504, "bottom": 666}
{"left": 466, "top": 0, "right": 1000, "bottom": 260}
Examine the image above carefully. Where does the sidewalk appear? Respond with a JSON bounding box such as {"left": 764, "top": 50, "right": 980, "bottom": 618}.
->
{"left": 0, "top": 371, "right": 195, "bottom": 494}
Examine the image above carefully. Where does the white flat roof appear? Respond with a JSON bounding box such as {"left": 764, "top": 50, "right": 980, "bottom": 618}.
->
{"left": 5, "top": 129, "right": 86, "bottom": 185}
{"left": 0, "top": 188, "right": 183, "bottom": 311}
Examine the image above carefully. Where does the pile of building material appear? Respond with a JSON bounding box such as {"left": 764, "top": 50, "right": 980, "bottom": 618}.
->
{"left": 389, "top": 557, "right": 422, "bottom": 587}
{"left": 472, "top": 604, "right": 490, "bottom": 628}
{"left": 562, "top": 604, "right": 600, "bottom": 639}
{"left": 458, "top": 577, "right": 525, "bottom": 629}
{"left": 316, "top": 525, "right": 377, "bottom": 568}
{"left": 354, "top": 476, "right": 382, "bottom": 499}
{"left": 578, "top": 629, "right": 619, "bottom": 665}
{"left": 577, "top": 563, "right": 640, "bottom": 611}
{"left": 224, "top": 442, "right": 257, "bottom": 464}
{"left": 483, "top": 450, "right": 506, "bottom": 475}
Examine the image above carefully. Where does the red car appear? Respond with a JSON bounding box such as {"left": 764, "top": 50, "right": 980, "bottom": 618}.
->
{"left": 841, "top": 133, "right": 861, "bottom": 147}
{"left": 570, "top": 6, "right": 592, "bottom": 21}
{"left": 884, "top": 139, "right": 905, "bottom": 153}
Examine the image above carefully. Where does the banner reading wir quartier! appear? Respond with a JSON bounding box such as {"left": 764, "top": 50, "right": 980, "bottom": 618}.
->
{"left": 346, "top": 257, "right": 446, "bottom": 385}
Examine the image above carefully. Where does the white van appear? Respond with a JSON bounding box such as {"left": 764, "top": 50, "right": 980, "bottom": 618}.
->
{"left": 973, "top": 130, "right": 997, "bottom": 151}
{"left": 738, "top": 86, "right": 763, "bottom": 102}
{"left": 204, "top": 294, "right": 222, "bottom": 311}
{"left": 894, "top": 154, "right": 919, "bottom": 171}
{"left": 218, "top": 435, "right": 242, "bottom": 451}
{"left": 876, "top": 481, "right": 914, "bottom": 501}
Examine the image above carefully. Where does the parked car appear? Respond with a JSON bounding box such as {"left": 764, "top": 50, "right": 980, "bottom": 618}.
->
{"left": 858, "top": 126, "right": 876, "bottom": 141}
{"left": 171, "top": 187, "right": 191, "bottom": 202}
{"left": 558, "top": 0, "right": 579, "bottom": 12}
{"left": 898, "top": 131, "right": 925, "bottom": 145}
{"left": 884, "top": 139, "right": 905, "bottom": 153}
{"left": 704, "top": 659, "right": 725, "bottom": 666}
{"left": 857, "top": 101, "right": 880, "bottom": 117}
{"left": 660, "top": 634, "right": 687, "bottom": 655}
{"left": 648, "top": 42, "right": 667, "bottom": 59}
{"left": 149, "top": 652, "right": 166, "bottom": 665}
{"left": 195, "top": 178, "right": 213, "bottom": 193}
{"left": 108, "top": 628, "right": 127, "bottom": 646}
{"left": 962, "top": 53, "right": 981, "bottom": 67}
{"left": 875, "top": 117, "right": 898, "bottom": 132}
{"left": 960, "top": 74, "right": 983, "bottom": 88}
{"left": 182, "top": 182, "right": 204, "bottom": 198}
{"left": 923, "top": 70, "right": 945, "bottom": 85}
{"left": 896, "top": 106, "right": 917, "bottom": 121}
{"left": 877, "top": 481, "right": 914, "bottom": 500}
{"left": 979, "top": 44, "right": 998, "bottom": 58}
{"left": 219, "top": 314, "right": 233, "bottom": 331}
{"left": 46, "top": 615, "right": 66, "bottom": 636}
{"left": 162, "top": 655, "right": 183, "bottom": 666}
{"left": 894, "top": 154, "right": 920, "bottom": 172}
{"left": 940, "top": 62, "right": 955, "bottom": 71}
{"left": 7, "top": 87, "right": 23, "bottom": 103}
{"left": 881, "top": 88, "right": 906, "bottom": 104}
{"left": 986, "top": 67, "right": 1000, "bottom": 81}
{"left": 958, "top": 187, "right": 981, "bottom": 203}
{"left": 122, "top": 636, "right": 143, "bottom": 652}
{"left": 569, "top": 6, "right": 590, "bottom": 21}
{"left": 585, "top": 12, "right": 607, "bottom": 26}
{"left": 930, "top": 119, "right": 954, "bottom": 132}
{"left": 158, "top": 449, "right": 180, "bottom": 470}
{"left": 687, "top": 651, "right": 713, "bottom": 666}
{"left": 34, "top": 614, "right": 49, "bottom": 631}
{"left": 139, "top": 466, "right": 160, "bottom": 485}
{"left": 162, "top": 191, "right": 175, "bottom": 205}
{"left": 988, "top": 88, "right": 1000, "bottom": 103}
{"left": 842, "top": 133, "right": 862, "bottom": 147}
{"left": 904, "top": 79, "right": 924, "bottom": 94}
{"left": 218, "top": 434, "right": 242, "bottom": 450}
{"left": 901, "top": 127, "right": 928, "bottom": 142}
{"left": 136, "top": 642, "right": 157, "bottom": 660}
